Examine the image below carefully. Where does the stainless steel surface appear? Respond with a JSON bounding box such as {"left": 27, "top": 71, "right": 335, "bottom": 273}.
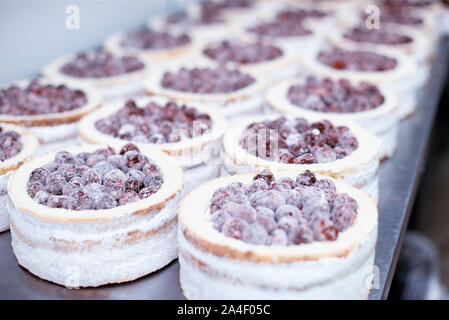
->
{"left": 370, "top": 37, "right": 449, "bottom": 299}
{"left": 0, "top": 232, "right": 184, "bottom": 299}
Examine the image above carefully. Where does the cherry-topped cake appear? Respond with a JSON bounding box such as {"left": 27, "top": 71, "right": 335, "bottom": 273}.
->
{"left": 149, "top": 1, "right": 227, "bottom": 40}
{"left": 119, "top": 29, "right": 191, "bottom": 51}
{"left": 0, "top": 127, "right": 23, "bottom": 162}
{"left": 246, "top": 6, "right": 330, "bottom": 38}
{"left": 287, "top": 76, "right": 385, "bottom": 113}
{"left": 317, "top": 47, "right": 398, "bottom": 72}
{"left": 161, "top": 67, "right": 255, "bottom": 94}
{"left": 8, "top": 143, "right": 183, "bottom": 287}
{"left": 363, "top": 3, "right": 424, "bottom": 26}
{"left": 0, "top": 124, "right": 39, "bottom": 232}
{"left": 305, "top": 46, "right": 416, "bottom": 119}
{"left": 203, "top": 41, "right": 283, "bottom": 65}
{"left": 104, "top": 28, "right": 195, "bottom": 65}
{"left": 343, "top": 27, "right": 413, "bottom": 46}
{"left": 0, "top": 79, "right": 101, "bottom": 153}
{"left": 266, "top": 77, "right": 399, "bottom": 159}
{"left": 223, "top": 115, "right": 381, "bottom": 201}
{"left": 27, "top": 144, "right": 163, "bottom": 210}
{"left": 178, "top": 170, "right": 378, "bottom": 299}
{"left": 201, "top": 40, "right": 299, "bottom": 83}
{"left": 144, "top": 64, "right": 263, "bottom": 121}
{"left": 210, "top": 170, "right": 357, "bottom": 245}
{"left": 241, "top": 117, "right": 358, "bottom": 164}
{"left": 239, "top": 6, "right": 331, "bottom": 54}
{"left": 59, "top": 51, "right": 145, "bottom": 79}
{"left": 43, "top": 50, "right": 147, "bottom": 101}
{"left": 149, "top": 0, "right": 257, "bottom": 42}
{"left": 247, "top": 19, "right": 312, "bottom": 38}
{"left": 79, "top": 97, "right": 226, "bottom": 193}
{"left": 0, "top": 80, "right": 87, "bottom": 116}
{"left": 94, "top": 100, "right": 212, "bottom": 144}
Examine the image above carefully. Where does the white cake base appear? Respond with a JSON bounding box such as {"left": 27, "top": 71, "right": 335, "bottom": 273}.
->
{"left": 183, "top": 163, "right": 221, "bottom": 195}
{"left": 31, "top": 122, "right": 81, "bottom": 154}
{"left": 0, "top": 172, "right": 10, "bottom": 232}
{"left": 179, "top": 230, "right": 375, "bottom": 300}
{"left": 8, "top": 194, "right": 180, "bottom": 288}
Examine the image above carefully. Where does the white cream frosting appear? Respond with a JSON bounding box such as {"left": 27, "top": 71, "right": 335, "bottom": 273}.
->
{"left": 30, "top": 122, "right": 82, "bottom": 154}
{"left": 184, "top": 163, "right": 220, "bottom": 195}
{"left": 0, "top": 172, "right": 10, "bottom": 232}
{"left": 179, "top": 228, "right": 376, "bottom": 300}
{"left": 8, "top": 194, "right": 180, "bottom": 287}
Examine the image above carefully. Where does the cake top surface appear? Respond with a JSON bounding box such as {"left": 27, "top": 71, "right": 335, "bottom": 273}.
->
{"left": 210, "top": 169, "right": 358, "bottom": 246}
{"left": 287, "top": 76, "right": 385, "bottom": 113}
{"left": 95, "top": 100, "right": 212, "bottom": 144}
{"left": 27, "top": 144, "right": 163, "bottom": 210}
{"left": 120, "top": 29, "right": 191, "bottom": 50}
{"left": 60, "top": 51, "right": 145, "bottom": 78}
{"left": 161, "top": 66, "right": 256, "bottom": 94}
{"left": 241, "top": 116, "right": 358, "bottom": 164}
{"left": 0, "top": 79, "right": 87, "bottom": 116}
{"left": 0, "top": 127, "right": 23, "bottom": 162}
{"left": 317, "top": 48, "right": 398, "bottom": 72}
{"left": 203, "top": 40, "right": 284, "bottom": 65}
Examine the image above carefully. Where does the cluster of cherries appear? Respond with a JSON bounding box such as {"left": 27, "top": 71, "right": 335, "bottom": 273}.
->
{"left": 203, "top": 41, "right": 283, "bottom": 65}
{"left": 60, "top": 51, "right": 145, "bottom": 78}
{"left": 241, "top": 117, "right": 358, "bottom": 164}
{"left": 247, "top": 8, "right": 328, "bottom": 38}
{"left": 211, "top": 170, "right": 358, "bottom": 246}
{"left": 288, "top": 76, "right": 385, "bottom": 113}
{"left": 0, "top": 128, "right": 23, "bottom": 161}
{"left": 0, "top": 80, "right": 87, "bottom": 116}
{"left": 95, "top": 100, "right": 212, "bottom": 144}
{"left": 161, "top": 67, "right": 255, "bottom": 94}
{"left": 344, "top": 26, "right": 413, "bottom": 45}
{"left": 27, "top": 144, "right": 163, "bottom": 210}
{"left": 317, "top": 48, "right": 398, "bottom": 72}
{"left": 362, "top": 3, "right": 424, "bottom": 26}
{"left": 120, "top": 29, "right": 191, "bottom": 50}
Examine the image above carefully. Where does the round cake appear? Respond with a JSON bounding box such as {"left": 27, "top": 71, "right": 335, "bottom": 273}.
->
{"left": 0, "top": 124, "right": 39, "bottom": 232}
{"left": 8, "top": 143, "right": 183, "bottom": 288}
{"left": 222, "top": 114, "right": 381, "bottom": 201}
{"left": 43, "top": 50, "right": 148, "bottom": 101}
{"left": 179, "top": 170, "right": 378, "bottom": 299}
{"left": 266, "top": 76, "right": 399, "bottom": 159}
{"left": 143, "top": 62, "right": 265, "bottom": 122}
{"left": 304, "top": 46, "right": 418, "bottom": 119}
{"left": 201, "top": 40, "right": 300, "bottom": 84}
{"left": 79, "top": 96, "right": 226, "bottom": 192}
{"left": 104, "top": 28, "right": 196, "bottom": 65}
{"left": 0, "top": 78, "right": 102, "bottom": 153}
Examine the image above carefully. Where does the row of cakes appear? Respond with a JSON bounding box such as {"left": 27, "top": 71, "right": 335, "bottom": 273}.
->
{"left": 0, "top": 0, "right": 446, "bottom": 299}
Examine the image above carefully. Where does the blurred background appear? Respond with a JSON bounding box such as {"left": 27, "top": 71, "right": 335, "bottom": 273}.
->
{"left": 0, "top": 0, "right": 196, "bottom": 83}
